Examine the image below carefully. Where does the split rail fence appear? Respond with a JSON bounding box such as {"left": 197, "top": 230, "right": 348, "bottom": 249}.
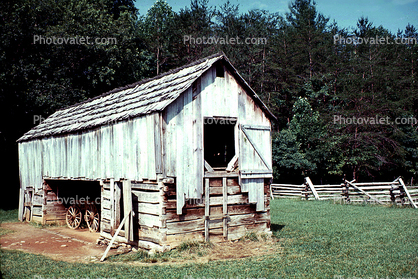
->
{"left": 271, "top": 177, "right": 418, "bottom": 208}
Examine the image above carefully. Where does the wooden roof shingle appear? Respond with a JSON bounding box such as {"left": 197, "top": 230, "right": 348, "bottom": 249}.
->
{"left": 18, "top": 52, "right": 275, "bottom": 142}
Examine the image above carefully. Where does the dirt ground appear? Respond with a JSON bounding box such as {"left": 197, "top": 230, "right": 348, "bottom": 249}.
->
{"left": 0, "top": 222, "right": 279, "bottom": 265}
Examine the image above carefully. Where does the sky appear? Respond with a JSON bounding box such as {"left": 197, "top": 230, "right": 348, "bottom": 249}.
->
{"left": 135, "top": 0, "right": 418, "bottom": 34}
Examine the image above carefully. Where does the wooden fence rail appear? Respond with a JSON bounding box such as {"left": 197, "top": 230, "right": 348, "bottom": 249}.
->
{"left": 271, "top": 177, "right": 418, "bottom": 208}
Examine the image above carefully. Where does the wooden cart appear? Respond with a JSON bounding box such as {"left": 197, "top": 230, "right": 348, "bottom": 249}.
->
{"left": 65, "top": 201, "right": 100, "bottom": 232}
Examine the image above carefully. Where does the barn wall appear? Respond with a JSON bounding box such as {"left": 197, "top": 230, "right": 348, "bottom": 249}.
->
{"left": 162, "top": 64, "right": 273, "bottom": 215}
{"left": 200, "top": 66, "right": 270, "bottom": 126}
{"left": 18, "top": 113, "right": 162, "bottom": 219}
{"left": 19, "top": 112, "right": 159, "bottom": 184}
{"left": 163, "top": 85, "right": 204, "bottom": 214}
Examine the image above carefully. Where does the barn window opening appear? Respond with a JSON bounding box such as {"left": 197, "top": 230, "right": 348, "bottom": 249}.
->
{"left": 216, "top": 62, "right": 224, "bottom": 78}
{"left": 204, "top": 117, "right": 236, "bottom": 170}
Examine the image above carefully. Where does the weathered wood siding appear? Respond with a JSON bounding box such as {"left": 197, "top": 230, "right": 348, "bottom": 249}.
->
{"left": 18, "top": 113, "right": 161, "bottom": 193}
{"left": 200, "top": 66, "right": 270, "bottom": 125}
{"left": 163, "top": 85, "right": 204, "bottom": 214}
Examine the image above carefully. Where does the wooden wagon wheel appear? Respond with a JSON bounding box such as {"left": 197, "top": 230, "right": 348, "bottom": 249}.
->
{"left": 84, "top": 204, "right": 100, "bottom": 232}
{"left": 66, "top": 205, "right": 82, "bottom": 229}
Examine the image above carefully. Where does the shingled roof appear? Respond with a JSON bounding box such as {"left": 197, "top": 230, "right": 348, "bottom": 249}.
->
{"left": 18, "top": 52, "right": 275, "bottom": 142}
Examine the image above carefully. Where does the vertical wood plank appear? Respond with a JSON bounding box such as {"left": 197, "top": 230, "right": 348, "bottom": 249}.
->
{"left": 222, "top": 177, "right": 228, "bottom": 240}
{"left": 193, "top": 78, "right": 203, "bottom": 199}
{"left": 205, "top": 178, "right": 210, "bottom": 242}
{"left": 18, "top": 188, "right": 24, "bottom": 221}
{"left": 154, "top": 113, "right": 163, "bottom": 175}
{"left": 115, "top": 182, "right": 121, "bottom": 229}
{"left": 176, "top": 93, "right": 185, "bottom": 215}
{"left": 122, "top": 180, "right": 133, "bottom": 241}
{"left": 110, "top": 178, "right": 115, "bottom": 234}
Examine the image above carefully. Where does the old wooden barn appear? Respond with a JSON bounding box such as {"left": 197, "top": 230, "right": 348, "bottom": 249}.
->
{"left": 17, "top": 52, "right": 276, "bottom": 251}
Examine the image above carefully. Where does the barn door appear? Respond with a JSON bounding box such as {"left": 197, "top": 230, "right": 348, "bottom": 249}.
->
{"left": 239, "top": 124, "right": 272, "bottom": 211}
{"left": 23, "top": 187, "right": 34, "bottom": 221}
{"left": 110, "top": 180, "right": 133, "bottom": 242}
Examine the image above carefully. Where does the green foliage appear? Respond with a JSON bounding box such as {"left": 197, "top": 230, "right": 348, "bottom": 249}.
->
{"left": 0, "top": 209, "right": 18, "bottom": 224}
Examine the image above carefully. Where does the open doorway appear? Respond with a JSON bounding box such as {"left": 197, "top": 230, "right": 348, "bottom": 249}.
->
{"left": 44, "top": 180, "right": 101, "bottom": 232}
{"left": 204, "top": 117, "right": 237, "bottom": 170}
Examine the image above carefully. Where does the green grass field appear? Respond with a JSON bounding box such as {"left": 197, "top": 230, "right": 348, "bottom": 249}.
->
{"left": 1, "top": 200, "right": 417, "bottom": 279}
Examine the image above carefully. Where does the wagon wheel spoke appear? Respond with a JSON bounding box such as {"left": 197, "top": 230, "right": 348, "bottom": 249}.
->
{"left": 66, "top": 205, "right": 82, "bottom": 229}
{"left": 85, "top": 205, "right": 100, "bottom": 232}
{"left": 88, "top": 212, "right": 100, "bottom": 232}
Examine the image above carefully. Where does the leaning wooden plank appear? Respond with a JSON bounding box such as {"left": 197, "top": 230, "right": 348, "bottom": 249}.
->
{"left": 226, "top": 154, "right": 238, "bottom": 172}
{"left": 345, "top": 180, "right": 383, "bottom": 204}
{"left": 399, "top": 178, "right": 418, "bottom": 208}
{"left": 204, "top": 160, "right": 214, "bottom": 173}
{"left": 100, "top": 211, "right": 131, "bottom": 262}
{"left": 305, "top": 177, "right": 320, "bottom": 200}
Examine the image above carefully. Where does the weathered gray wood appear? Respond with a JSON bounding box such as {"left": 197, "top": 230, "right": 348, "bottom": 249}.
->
{"left": 240, "top": 125, "right": 271, "bottom": 170}
{"left": 109, "top": 179, "right": 115, "bottom": 231}
{"left": 139, "top": 213, "right": 162, "bottom": 227}
{"left": 210, "top": 185, "right": 240, "bottom": 195}
{"left": 138, "top": 202, "right": 162, "bottom": 215}
{"left": 205, "top": 178, "right": 209, "bottom": 242}
{"left": 399, "top": 178, "right": 417, "bottom": 208}
{"left": 345, "top": 180, "right": 383, "bottom": 204}
{"left": 100, "top": 211, "right": 131, "bottom": 262}
{"left": 226, "top": 154, "right": 238, "bottom": 172}
{"left": 132, "top": 190, "right": 160, "bottom": 203}
{"left": 131, "top": 183, "right": 160, "bottom": 191}
{"left": 222, "top": 177, "right": 228, "bottom": 240}
{"left": 122, "top": 180, "right": 133, "bottom": 241}
{"left": 18, "top": 188, "right": 25, "bottom": 221}
{"left": 204, "top": 160, "right": 214, "bottom": 172}
{"left": 204, "top": 172, "right": 239, "bottom": 178}
{"left": 305, "top": 177, "right": 320, "bottom": 200}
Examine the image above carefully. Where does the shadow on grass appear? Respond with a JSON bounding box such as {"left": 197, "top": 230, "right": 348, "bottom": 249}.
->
{"left": 271, "top": 223, "right": 285, "bottom": 232}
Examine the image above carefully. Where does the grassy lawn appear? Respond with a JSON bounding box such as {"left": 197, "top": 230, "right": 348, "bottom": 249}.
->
{"left": 1, "top": 200, "right": 417, "bottom": 279}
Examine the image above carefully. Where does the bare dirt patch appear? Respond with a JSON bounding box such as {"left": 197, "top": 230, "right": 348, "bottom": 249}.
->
{"left": 1, "top": 222, "right": 279, "bottom": 265}
{"left": 0, "top": 222, "right": 106, "bottom": 263}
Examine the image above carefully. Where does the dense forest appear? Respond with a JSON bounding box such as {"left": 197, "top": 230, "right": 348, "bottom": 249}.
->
{"left": 1, "top": 0, "right": 417, "bottom": 209}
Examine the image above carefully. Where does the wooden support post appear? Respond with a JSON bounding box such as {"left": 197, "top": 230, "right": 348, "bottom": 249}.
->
{"left": 204, "top": 178, "right": 210, "bottom": 242}
{"left": 110, "top": 178, "right": 115, "bottom": 234}
{"left": 345, "top": 180, "right": 383, "bottom": 204}
{"left": 122, "top": 180, "right": 133, "bottom": 242}
{"left": 399, "top": 178, "right": 417, "bottom": 209}
{"left": 305, "top": 177, "right": 319, "bottom": 200}
{"left": 222, "top": 177, "right": 228, "bottom": 240}
{"left": 100, "top": 211, "right": 131, "bottom": 262}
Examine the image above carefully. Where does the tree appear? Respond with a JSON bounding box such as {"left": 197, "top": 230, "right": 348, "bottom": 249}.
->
{"left": 172, "top": 0, "right": 216, "bottom": 65}
{"left": 142, "top": 0, "right": 175, "bottom": 75}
